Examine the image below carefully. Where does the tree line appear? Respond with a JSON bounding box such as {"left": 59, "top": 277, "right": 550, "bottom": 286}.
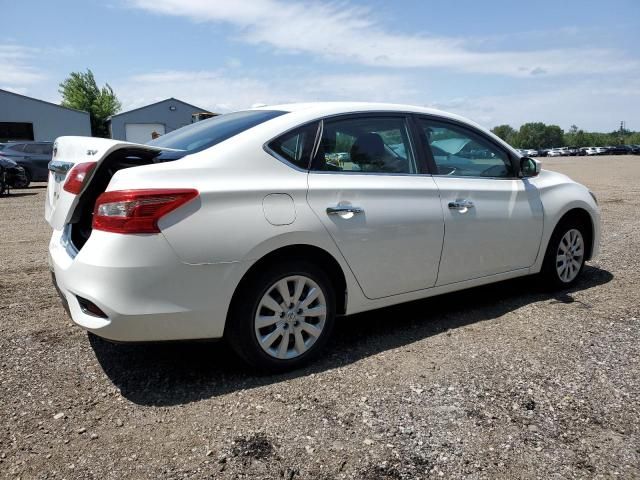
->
{"left": 491, "top": 122, "right": 640, "bottom": 150}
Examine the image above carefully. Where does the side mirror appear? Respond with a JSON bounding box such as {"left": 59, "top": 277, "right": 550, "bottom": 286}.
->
{"left": 520, "top": 157, "right": 541, "bottom": 177}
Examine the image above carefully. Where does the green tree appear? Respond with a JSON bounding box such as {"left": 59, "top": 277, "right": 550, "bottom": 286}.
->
{"left": 59, "top": 69, "right": 121, "bottom": 137}
{"left": 491, "top": 124, "right": 516, "bottom": 145}
{"left": 514, "top": 122, "right": 564, "bottom": 149}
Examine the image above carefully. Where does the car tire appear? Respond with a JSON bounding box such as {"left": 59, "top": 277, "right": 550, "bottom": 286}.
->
{"left": 227, "top": 260, "right": 336, "bottom": 373}
{"left": 14, "top": 170, "right": 30, "bottom": 189}
{"left": 540, "top": 219, "right": 588, "bottom": 290}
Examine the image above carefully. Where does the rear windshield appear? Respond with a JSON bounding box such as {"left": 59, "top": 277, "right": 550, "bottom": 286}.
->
{"left": 148, "top": 110, "right": 286, "bottom": 153}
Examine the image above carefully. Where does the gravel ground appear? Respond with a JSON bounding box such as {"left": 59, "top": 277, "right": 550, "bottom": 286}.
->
{"left": 1, "top": 155, "right": 639, "bottom": 479}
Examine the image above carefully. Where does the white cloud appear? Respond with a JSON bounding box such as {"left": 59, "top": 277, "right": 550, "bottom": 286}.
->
{"left": 128, "top": 0, "right": 638, "bottom": 77}
{"left": 429, "top": 81, "right": 640, "bottom": 131}
{"left": 114, "top": 67, "right": 640, "bottom": 130}
{"left": 116, "top": 69, "right": 417, "bottom": 112}
{"left": 0, "top": 44, "right": 46, "bottom": 87}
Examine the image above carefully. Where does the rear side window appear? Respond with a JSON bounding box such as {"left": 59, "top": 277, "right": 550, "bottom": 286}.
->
{"left": 148, "top": 110, "right": 286, "bottom": 153}
{"left": 23, "top": 143, "right": 52, "bottom": 154}
{"left": 311, "top": 115, "right": 417, "bottom": 174}
{"left": 7, "top": 143, "right": 25, "bottom": 152}
{"left": 266, "top": 122, "right": 318, "bottom": 170}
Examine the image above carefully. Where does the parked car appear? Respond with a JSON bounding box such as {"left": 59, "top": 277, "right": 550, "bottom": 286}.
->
{"left": 607, "top": 145, "right": 630, "bottom": 155}
{"left": 595, "top": 147, "right": 608, "bottom": 155}
{"left": 0, "top": 141, "right": 54, "bottom": 186}
{"left": 45, "top": 103, "right": 600, "bottom": 371}
{"left": 547, "top": 148, "right": 563, "bottom": 157}
{"left": 582, "top": 147, "right": 598, "bottom": 156}
{"left": 0, "top": 156, "right": 29, "bottom": 194}
{"left": 523, "top": 149, "right": 538, "bottom": 157}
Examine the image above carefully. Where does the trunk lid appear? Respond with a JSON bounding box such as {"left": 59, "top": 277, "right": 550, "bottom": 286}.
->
{"left": 45, "top": 136, "right": 177, "bottom": 230}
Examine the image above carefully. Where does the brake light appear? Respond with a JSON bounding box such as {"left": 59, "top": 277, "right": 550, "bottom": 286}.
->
{"left": 63, "top": 162, "right": 97, "bottom": 194}
{"left": 92, "top": 189, "right": 199, "bottom": 234}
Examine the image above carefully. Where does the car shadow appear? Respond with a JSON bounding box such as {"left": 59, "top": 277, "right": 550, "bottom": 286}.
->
{"left": 90, "top": 265, "right": 613, "bottom": 406}
{"left": 1, "top": 192, "right": 39, "bottom": 198}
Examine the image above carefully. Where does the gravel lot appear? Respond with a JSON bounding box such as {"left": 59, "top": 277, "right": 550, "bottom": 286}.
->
{"left": 1, "top": 155, "right": 639, "bottom": 479}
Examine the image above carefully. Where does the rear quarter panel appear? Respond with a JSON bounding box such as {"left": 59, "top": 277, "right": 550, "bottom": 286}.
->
{"left": 106, "top": 132, "right": 367, "bottom": 314}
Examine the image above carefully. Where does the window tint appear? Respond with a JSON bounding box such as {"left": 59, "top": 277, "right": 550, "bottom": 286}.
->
{"left": 267, "top": 122, "right": 318, "bottom": 170}
{"left": 312, "top": 116, "right": 416, "bottom": 174}
{"left": 148, "top": 110, "right": 286, "bottom": 153}
{"left": 419, "top": 119, "right": 514, "bottom": 178}
{"left": 23, "top": 143, "right": 52, "bottom": 154}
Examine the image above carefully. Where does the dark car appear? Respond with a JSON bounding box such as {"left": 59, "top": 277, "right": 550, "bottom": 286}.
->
{"left": 625, "top": 145, "right": 640, "bottom": 154}
{"left": 0, "top": 141, "right": 53, "bottom": 186}
{"left": 608, "top": 145, "right": 631, "bottom": 155}
{"left": 0, "top": 156, "right": 29, "bottom": 194}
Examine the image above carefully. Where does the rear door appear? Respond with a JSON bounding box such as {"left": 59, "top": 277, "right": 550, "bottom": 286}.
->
{"left": 415, "top": 117, "right": 544, "bottom": 286}
{"left": 306, "top": 114, "right": 444, "bottom": 299}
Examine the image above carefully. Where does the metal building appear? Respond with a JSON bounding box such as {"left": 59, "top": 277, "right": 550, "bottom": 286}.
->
{"left": 108, "top": 98, "right": 215, "bottom": 144}
{"left": 0, "top": 88, "right": 91, "bottom": 142}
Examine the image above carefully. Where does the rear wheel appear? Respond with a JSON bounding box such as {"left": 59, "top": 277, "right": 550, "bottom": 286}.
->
{"left": 540, "top": 221, "right": 587, "bottom": 289}
{"left": 13, "top": 170, "right": 30, "bottom": 189}
{"left": 227, "top": 260, "right": 336, "bottom": 373}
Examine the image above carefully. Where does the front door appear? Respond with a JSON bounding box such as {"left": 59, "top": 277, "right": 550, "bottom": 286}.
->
{"left": 416, "top": 117, "right": 544, "bottom": 286}
{"left": 306, "top": 114, "right": 445, "bottom": 299}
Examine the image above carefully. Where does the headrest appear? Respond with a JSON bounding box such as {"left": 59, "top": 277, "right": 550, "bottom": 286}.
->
{"left": 350, "top": 133, "right": 385, "bottom": 165}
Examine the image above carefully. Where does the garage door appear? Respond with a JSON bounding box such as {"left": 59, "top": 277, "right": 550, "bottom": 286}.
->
{"left": 125, "top": 123, "right": 166, "bottom": 144}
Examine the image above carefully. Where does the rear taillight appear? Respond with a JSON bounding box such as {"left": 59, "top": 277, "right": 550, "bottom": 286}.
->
{"left": 92, "top": 189, "right": 199, "bottom": 234}
{"left": 63, "top": 162, "right": 97, "bottom": 194}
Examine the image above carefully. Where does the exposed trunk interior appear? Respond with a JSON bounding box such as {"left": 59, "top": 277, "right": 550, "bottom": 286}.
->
{"left": 69, "top": 148, "right": 182, "bottom": 251}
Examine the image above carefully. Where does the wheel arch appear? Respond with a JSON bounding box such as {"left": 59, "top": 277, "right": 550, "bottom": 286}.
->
{"left": 549, "top": 207, "right": 595, "bottom": 260}
{"left": 228, "top": 244, "right": 349, "bottom": 319}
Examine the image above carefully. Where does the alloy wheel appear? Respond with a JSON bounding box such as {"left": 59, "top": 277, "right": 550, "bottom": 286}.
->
{"left": 254, "top": 275, "right": 327, "bottom": 360}
{"left": 555, "top": 228, "right": 584, "bottom": 283}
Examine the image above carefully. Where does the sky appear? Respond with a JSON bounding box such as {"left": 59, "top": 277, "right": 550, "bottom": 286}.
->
{"left": 2, "top": 0, "right": 639, "bottom": 131}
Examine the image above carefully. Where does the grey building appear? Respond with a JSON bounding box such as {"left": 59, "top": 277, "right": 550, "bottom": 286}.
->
{"left": 108, "top": 98, "right": 214, "bottom": 144}
{"left": 0, "top": 88, "right": 91, "bottom": 142}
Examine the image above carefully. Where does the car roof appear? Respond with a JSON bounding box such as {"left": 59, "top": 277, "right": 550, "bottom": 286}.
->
{"left": 254, "top": 101, "right": 481, "bottom": 126}
{"left": 246, "top": 101, "right": 521, "bottom": 157}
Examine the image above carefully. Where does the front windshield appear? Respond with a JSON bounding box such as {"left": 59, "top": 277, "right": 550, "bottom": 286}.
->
{"left": 148, "top": 109, "right": 286, "bottom": 153}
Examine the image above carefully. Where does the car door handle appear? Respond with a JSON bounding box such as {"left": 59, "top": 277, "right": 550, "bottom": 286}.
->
{"left": 326, "top": 205, "right": 364, "bottom": 216}
{"left": 448, "top": 200, "right": 474, "bottom": 210}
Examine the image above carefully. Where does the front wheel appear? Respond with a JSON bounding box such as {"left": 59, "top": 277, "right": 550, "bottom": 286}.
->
{"left": 227, "top": 260, "right": 336, "bottom": 373}
{"left": 540, "top": 222, "right": 587, "bottom": 289}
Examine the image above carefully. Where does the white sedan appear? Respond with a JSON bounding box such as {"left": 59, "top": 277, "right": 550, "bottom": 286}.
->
{"left": 46, "top": 103, "right": 600, "bottom": 371}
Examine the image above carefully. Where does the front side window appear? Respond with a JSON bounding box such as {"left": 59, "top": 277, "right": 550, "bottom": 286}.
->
{"left": 311, "top": 116, "right": 417, "bottom": 174}
{"left": 418, "top": 119, "right": 514, "bottom": 178}
{"left": 267, "top": 122, "right": 318, "bottom": 170}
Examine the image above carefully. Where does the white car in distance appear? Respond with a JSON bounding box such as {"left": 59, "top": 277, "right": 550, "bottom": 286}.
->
{"left": 46, "top": 103, "right": 600, "bottom": 372}
{"left": 584, "top": 147, "right": 598, "bottom": 155}
{"left": 547, "top": 148, "right": 563, "bottom": 157}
